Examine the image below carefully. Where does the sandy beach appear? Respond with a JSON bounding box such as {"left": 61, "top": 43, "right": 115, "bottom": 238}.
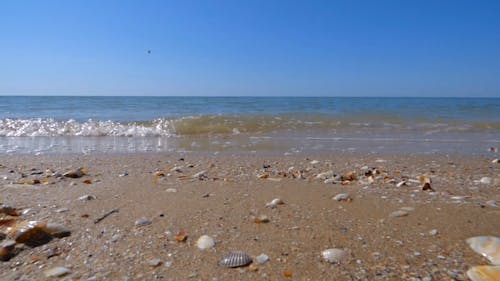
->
{"left": 1, "top": 153, "right": 499, "bottom": 280}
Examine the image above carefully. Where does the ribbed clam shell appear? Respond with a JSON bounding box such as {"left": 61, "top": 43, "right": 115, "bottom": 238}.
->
{"left": 218, "top": 251, "right": 252, "bottom": 268}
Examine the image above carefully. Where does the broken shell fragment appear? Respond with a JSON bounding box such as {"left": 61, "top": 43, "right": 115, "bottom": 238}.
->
{"left": 321, "top": 248, "right": 348, "bottom": 264}
{"left": 219, "top": 251, "right": 252, "bottom": 268}
{"left": 389, "top": 210, "right": 409, "bottom": 218}
{"left": 78, "top": 195, "right": 96, "bottom": 201}
{"left": 42, "top": 222, "right": 71, "bottom": 238}
{"left": 196, "top": 235, "right": 215, "bottom": 250}
{"left": 333, "top": 193, "right": 352, "bottom": 202}
{"left": 0, "top": 239, "right": 16, "bottom": 261}
{"left": 254, "top": 215, "right": 270, "bottom": 223}
{"left": 63, "top": 168, "right": 87, "bottom": 178}
{"left": 44, "top": 266, "right": 71, "bottom": 278}
{"left": 134, "top": 217, "right": 152, "bottom": 227}
{"left": 265, "top": 198, "right": 284, "bottom": 209}
{"left": 467, "top": 265, "right": 500, "bottom": 281}
{"left": 422, "top": 182, "right": 434, "bottom": 191}
{"left": 255, "top": 254, "right": 269, "bottom": 264}
{"left": 175, "top": 231, "right": 188, "bottom": 242}
{"left": 466, "top": 236, "right": 500, "bottom": 265}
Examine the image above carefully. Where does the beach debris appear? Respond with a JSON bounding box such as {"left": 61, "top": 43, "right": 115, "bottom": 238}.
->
{"left": 175, "top": 230, "right": 188, "bottom": 242}
{"left": 134, "top": 217, "right": 152, "bottom": 227}
{"left": 466, "top": 236, "right": 500, "bottom": 265}
{"left": 78, "top": 195, "right": 96, "bottom": 201}
{"left": 467, "top": 265, "right": 500, "bottom": 281}
{"left": 43, "top": 266, "right": 71, "bottom": 278}
{"left": 389, "top": 210, "right": 409, "bottom": 218}
{"left": 255, "top": 254, "right": 269, "bottom": 264}
{"left": 283, "top": 270, "right": 293, "bottom": 278}
{"left": 63, "top": 168, "right": 87, "bottom": 178}
{"left": 148, "top": 258, "right": 162, "bottom": 267}
{"left": 265, "top": 198, "right": 284, "bottom": 209}
{"left": 196, "top": 235, "right": 215, "bottom": 250}
{"left": 94, "top": 209, "right": 119, "bottom": 224}
{"left": 321, "top": 248, "right": 348, "bottom": 264}
{"left": 218, "top": 251, "right": 252, "bottom": 268}
{"left": 0, "top": 240, "right": 16, "bottom": 261}
{"left": 254, "top": 215, "right": 270, "bottom": 224}
{"left": 333, "top": 193, "right": 352, "bottom": 202}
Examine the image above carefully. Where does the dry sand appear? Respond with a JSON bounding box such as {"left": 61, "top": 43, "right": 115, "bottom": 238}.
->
{"left": 1, "top": 153, "right": 499, "bottom": 280}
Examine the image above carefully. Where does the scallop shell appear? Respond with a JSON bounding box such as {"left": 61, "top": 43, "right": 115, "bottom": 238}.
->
{"left": 467, "top": 265, "right": 500, "bottom": 281}
{"left": 467, "top": 236, "right": 500, "bottom": 265}
{"left": 218, "top": 251, "right": 252, "bottom": 268}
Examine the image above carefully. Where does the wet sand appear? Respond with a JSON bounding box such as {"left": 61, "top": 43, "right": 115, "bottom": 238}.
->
{"left": 1, "top": 153, "right": 499, "bottom": 280}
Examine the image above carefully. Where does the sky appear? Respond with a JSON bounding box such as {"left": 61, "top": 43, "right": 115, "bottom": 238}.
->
{"left": 1, "top": 0, "right": 499, "bottom": 97}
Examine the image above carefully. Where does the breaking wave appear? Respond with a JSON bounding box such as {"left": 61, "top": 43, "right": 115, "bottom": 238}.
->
{"left": 1, "top": 115, "right": 499, "bottom": 137}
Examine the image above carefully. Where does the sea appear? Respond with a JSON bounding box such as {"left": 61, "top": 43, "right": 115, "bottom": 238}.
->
{"left": 0, "top": 96, "right": 499, "bottom": 156}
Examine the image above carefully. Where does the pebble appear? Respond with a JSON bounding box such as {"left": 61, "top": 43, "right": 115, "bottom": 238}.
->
{"left": 134, "top": 217, "right": 152, "bottom": 227}
{"left": 333, "top": 193, "right": 352, "bottom": 202}
{"left": 390, "top": 210, "right": 409, "bottom": 217}
{"left": 44, "top": 266, "right": 71, "bottom": 278}
{"left": 256, "top": 254, "right": 269, "bottom": 264}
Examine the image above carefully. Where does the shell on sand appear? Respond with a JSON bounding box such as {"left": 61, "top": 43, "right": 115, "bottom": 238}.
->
{"left": 467, "top": 265, "right": 500, "bottom": 281}
{"left": 196, "top": 235, "right": 215, "bottom": 250}
{"left": 467, "top": 236, "right": 500, "bottom": 265}
{"left": 63, "top": 168, "right": 87, "bottom": 178}
{"left": 219, "top": 251, "right": 252, "bottom": 268}
{"left": 321, "top": 248, "right": 348, "bottom": 264}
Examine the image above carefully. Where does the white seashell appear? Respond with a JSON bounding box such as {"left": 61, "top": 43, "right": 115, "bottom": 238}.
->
{"left": 219, "top": 251, "right": 252, "bottom": 268}
{"left": 193, "top": 170, "right": 207, "bottom": 179}
{"left": 467, "top": 265, "right": 500, "bottom": 281}
{"left": 78, "top": 195, "right": 96, "bottom": 201}
{"left": 333, "top": 193, "right": 351, "bottom": 202}
{"left": 44, "top": 266, "right": 71, "bottom": 277}
{"left": 196, "top": 235, "right": 215, "bottom": 250}
{"left": 429, "top": 229, "right": 439, "bottom": 236}
{"left": 400, "top": 206, "right": 415, "bottom": 212}
{"left": 316, "top": 171, "right": 334, "bottom": 180}
{"left": 310, "top": 160, "right": 319, "bottom": 165}
{"left": 265, "top": 198, "right": 284, "bottom": 208}
{"left": 396, "top": 180, "right": 407, "bottom": 187}
{"left": 256, "top": 254, "right": 269, "bottom": 264}
{"left": 324, "top": 178, "right": 337, "bottom": 184}
{"left": 165, "top": 188, "right": 177, "bottom": 193}
{"left": 389, "top": 210, "right": 409, "bottom": 218}
{"left": 492, "top": 159, "right": 499, "bottom": 164}
{"left": 148, "top": 258, "right": 162, "bottom": 267}
{"left": 467, "top": 236, "right": 500, "bottom": 265}
{"left": 134, "top": 217, "right": 152, "bottom": 227}
{"left": 321, "top": 248, "right": 348, "bottom": 264}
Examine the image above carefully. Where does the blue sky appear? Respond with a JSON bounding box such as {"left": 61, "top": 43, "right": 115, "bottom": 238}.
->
{"left": 1, "top": 0, "right": 499, "bottom": 96}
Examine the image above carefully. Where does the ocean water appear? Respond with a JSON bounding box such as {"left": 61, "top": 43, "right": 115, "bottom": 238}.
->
{"left": 0, "top": 96, "right": 499, "bottom": 155}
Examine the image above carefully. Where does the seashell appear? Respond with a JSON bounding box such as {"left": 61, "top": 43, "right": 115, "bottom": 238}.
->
{"left": 310, "top": 160, "right": 319, "bottom": 165}
{"left": 255, "top": 254, "right": 269, "bottom": 264}
{"left": 466, "top": 236, "right": 500, "bottom": 265}
{"left": 254, "top": 215, "right": 270, "bottom": 223}
{"left": 148, "top": 258, "right": 162, "bottom": 267}
{"left": 7, "top": 220, "right": 66, "bottom": 247}
{"left": 389, "top": 210, "right": 409, "bottom": 218}
{"left": 219, "top": 251, "right": 252, "bottom": 268}
{"left": 134, "top": 217, "right": 152, "bottom": 227}
{"left": 63, "top": 168, "right": 87, "bottom": 178}
{"left": 341, "top": 171, "right": 356, "bottom": 181}
{"left": 175, "top": 230, "right": 188, "bottom": 242}
{"left": 0, "top": 205, "right": 18, "bottom": 216}
{"left": 0, "top": 239, "right": 16, "bottom": 261}
{"left": 396, "top": 180, "right": 407, "bottom": 187}
{"left": 480, "top": 177, "right": 492, "bottom": 184}
{"left": 333, "top": 193, "right": 352, "bottom": 202}
{"left": 196, "top": 235, "right": 215, "bottom": 250}
{"left": 42, "top": 222, "right": 71, "bottom": 238}
{"left": 265, "top": 198, "right": 284, "bottom": 209}
{"left": 316, "top": 171, "right": 334, "bottom": 180}
{"left": 257, "top": 173, "right": 269, "bottom": 179}
{"left": 467, "top": 265, "right": 500, "bottom": 281}
{"left": 492, "top": 159, "right": 499, "bottom": 164}
{"left": 419, "top": 175, "right": 432, "bottom": 184}
{"left": 283, "top": 270, "right": 293, "bottom": 278}
{"left": 193, "top": 170, "right": 207, "bottom": 180}
{"left": 78, "top": 195, "right": 96, "bottom": 201}
{"left": 321, "top": 248, "right": 348, "bottom": 264}
{"left": 422, "top": 182, "right": 434, "bottom": 191}
{"left": 44, "top": 266, "right": 71, "bottom": 278}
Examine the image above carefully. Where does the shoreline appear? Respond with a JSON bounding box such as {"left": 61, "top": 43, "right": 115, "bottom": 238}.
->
{"left": 1, "top": 153, "right": 499, "bottom": 280}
